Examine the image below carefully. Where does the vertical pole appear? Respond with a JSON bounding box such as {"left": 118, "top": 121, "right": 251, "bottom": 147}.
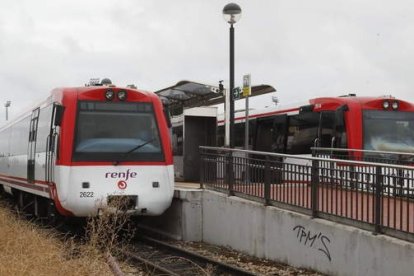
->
{"left": 374, "top": 166, "right": 383, "bottom": 235}
{"left": 228, "top": 151, "right": 234, "bottom": 196}
{"left": 224, "top": 89, "right": 230, "bottom": 147}
{"left": 311, "top": 159, "right": 319, "bottom": 218}
{"left": 228, "top": 24, "right": 235, "bottom": 196}
{"left": 264, "top": 156, "right": 271, "bottom": 205}
{"left": 244, "top": 94, "right": 250, "bottom": 184}
{"left": 229, "top": 24, "right": 235, "bottom": 148}
{"left": 199, "top": 148, "right": 204, "bottom": 189}
{"left": 244, "top": 96, "right": 249, "bottom": 150}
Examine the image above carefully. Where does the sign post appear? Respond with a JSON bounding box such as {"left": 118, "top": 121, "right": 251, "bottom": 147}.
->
{"left": 224, "top": 86, "right": 230, "bottom": 147}
{"left": 243, "top": 74, "right": 251, "bottom": 185}
{"left": 243, "top": 74, "right": 251, "bottom": 150}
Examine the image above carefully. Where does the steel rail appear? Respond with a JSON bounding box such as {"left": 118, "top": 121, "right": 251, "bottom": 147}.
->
{"left": 123, "top": 250, "right": 181, "bottom": 276}
{"left": 122, "top": 235, "right": 257, "bottom": 276}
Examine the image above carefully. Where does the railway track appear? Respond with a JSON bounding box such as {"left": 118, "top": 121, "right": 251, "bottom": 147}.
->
{"left": 121, "top": 235, "right": 257, "bottom": 276}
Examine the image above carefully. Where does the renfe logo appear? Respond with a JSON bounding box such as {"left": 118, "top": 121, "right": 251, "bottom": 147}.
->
{"left": 117, "top": 180, "right": 127, "bottom": 190}
{"left": 105, "top": 169, "right": 137, "bottom": 181}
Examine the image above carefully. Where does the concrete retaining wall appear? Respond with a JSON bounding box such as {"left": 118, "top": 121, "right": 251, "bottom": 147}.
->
{"left": 145, "top": 189, "right": 414, "bottom": 276}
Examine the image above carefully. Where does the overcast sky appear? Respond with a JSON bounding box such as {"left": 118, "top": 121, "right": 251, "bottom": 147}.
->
{"left": 1, "top": 0, "right": 414, "bottom": 123}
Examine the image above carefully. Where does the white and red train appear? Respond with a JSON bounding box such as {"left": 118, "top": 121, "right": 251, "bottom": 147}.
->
{"left": 217, "top": 94, "right": 414, "bottom": 154}
{"left": 0, "top": 80, "right": 174, "bottom": 218}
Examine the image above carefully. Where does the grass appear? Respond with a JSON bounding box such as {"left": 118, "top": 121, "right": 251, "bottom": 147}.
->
{"left": 0, "top": 198, "right": 134, "bottom": 276}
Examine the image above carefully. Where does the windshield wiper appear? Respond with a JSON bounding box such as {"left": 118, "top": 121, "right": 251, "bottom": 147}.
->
{"left": 113, "top": 138, "right": 155, "bottom": 166}
{"left": 125, "top": 138, "right": 155, "bottom": 154}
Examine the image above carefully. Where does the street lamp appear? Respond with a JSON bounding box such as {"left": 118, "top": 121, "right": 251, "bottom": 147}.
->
{"left": 4, "top": 101, "right": 11, "bottom": 121}
{"left": 223, "top": 3, "right": 242, "bottom": 148}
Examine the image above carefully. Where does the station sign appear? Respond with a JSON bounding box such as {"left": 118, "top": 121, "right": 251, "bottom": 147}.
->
{"left": 243, "top": 74, "right": 251, "bottom": 97}
{"left": 233, "top": 87, "right": 241, "bottom": 99}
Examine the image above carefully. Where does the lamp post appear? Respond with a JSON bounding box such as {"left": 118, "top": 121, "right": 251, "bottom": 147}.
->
{"left": 4, "top": 101, "right": 11, "bottom": 121}
{"left": 223, "top": 3, "right": 242, "bottom": 148}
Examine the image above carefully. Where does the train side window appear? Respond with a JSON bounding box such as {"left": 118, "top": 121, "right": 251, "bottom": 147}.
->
{"left": 36, "top": 104, "right": 53, "bottom": 153}
{"left": 0, "top": 128, "right": 11, "bottom": 157}
{"left": 234, "top": 123, "right": 244, "bottom": 147}
{"left": 9, "top": 117, "right": 30, "bottom": 156}
{"left": 286, "top": 113, "right": 319, "bottom": 154}
{"left": 246, "top": 119, "right": 255, "bottom": 149}
{"left": 217, "top": 125, "right": 225, "bottom": 147}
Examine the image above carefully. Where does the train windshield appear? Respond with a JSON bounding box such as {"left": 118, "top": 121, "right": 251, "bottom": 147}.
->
{"left": 73, "top": 101, "right": 164, "bottom": 162}
{"left": 363, "top": 110, "right": 414, "bottom": 153}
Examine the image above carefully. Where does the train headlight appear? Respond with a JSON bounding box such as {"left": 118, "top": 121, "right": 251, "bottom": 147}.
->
{"left": 117, "top": 90, "right": 127, "bottom": 101}
{"left": 382, "top": 101, "right": 390, "bottom": 109}
{"left": 105, "top": 90, "right": 115, "bottom": 101}
{"left": 392, "top": 101, "right": 399, "bottom": 110}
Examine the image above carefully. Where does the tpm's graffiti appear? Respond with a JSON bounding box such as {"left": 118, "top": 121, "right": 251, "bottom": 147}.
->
{"left": 293, "top": 225, "right": 332, "bottom": 262}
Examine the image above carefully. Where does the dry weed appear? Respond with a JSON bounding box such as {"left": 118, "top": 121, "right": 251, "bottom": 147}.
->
{"left": 83, "top": 196, "right": 136, "bottom": 256}
{"left": 0, "top": 202, "right": 112, "bottom": 276}
{"left": 0, "top": 196, "right": 137, "bottom": 276}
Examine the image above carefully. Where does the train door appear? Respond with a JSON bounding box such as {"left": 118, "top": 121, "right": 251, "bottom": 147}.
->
{"left": 333, "top": 105, "right": 348, "bottom": 149}
{"left": 46, "top": 104, "right": 64, "bottom": 183}
{"left": 28, "top": 108, "right": 40, "bottom": 183}
{"left": 318, "top": 111, "right": 335, "bottom": 147}
{"left": 253, "top": 116, "right": 275, "bottom": 152}
{"left": 272, "top": 115, "right": 288, "bottom": 153}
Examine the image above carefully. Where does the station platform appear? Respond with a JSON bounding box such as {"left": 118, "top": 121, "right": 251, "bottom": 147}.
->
{"left": 174, "top": 181, "right": 201, "bottom": 189}
{"left": 141, "top": 181, "right": 414, "bottom": 276}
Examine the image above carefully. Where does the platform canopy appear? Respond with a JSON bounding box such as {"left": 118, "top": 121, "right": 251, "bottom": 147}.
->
{"left": 155, "top": 80, "right": 276, "bottom": 110}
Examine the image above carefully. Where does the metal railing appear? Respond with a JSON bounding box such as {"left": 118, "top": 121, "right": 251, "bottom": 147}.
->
{"left": 313, "top": 147, "right": 414, "bottom": 165}
{"left": 200, "top": 146, "right": 414, "bottom": 243}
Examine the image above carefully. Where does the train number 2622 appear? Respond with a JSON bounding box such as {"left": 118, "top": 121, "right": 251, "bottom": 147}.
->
{"left": 80, "top": 192, "right": 94, "bottom": 198}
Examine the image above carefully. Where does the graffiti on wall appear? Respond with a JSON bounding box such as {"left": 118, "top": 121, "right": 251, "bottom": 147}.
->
{"left": 293, "top": 225, "right": 332, "bottom": 262}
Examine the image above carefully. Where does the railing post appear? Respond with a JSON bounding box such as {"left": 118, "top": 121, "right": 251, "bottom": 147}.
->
{"left": 350, "top": 165, "right": 356, "bottom": 189}
{"left": 199, "top": 147, "right": 204, "bottom": 189}
{"left": 373, "top": 165, "right": 383, "bottom": 235}
{"left": 311, "top": 158, "right": 319, "bottom": 218}
{"left": 244, "top": 151, "right": 250, "bottom": 185}
{"left": 228, "top": 151, "right": 235, "bottom": 196}
{"left": 397, "top": 167, "right": 404, "bottom": 196}
{"left": 264, "top": 156, "right": 271, "bottom": 205}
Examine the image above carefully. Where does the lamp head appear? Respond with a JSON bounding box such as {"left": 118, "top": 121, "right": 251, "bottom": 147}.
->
{"left": 223, "top": 3, "right": 242, "bottom": 24}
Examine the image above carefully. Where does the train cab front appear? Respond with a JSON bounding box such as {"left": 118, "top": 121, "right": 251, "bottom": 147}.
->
{"left": 363, "top": 99, "right": 414, "bottom": 153}
{"left": 54, "top": 83, "right": 174, "bottom": 217}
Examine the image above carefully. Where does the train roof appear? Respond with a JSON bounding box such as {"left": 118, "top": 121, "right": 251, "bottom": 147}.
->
{"left": 217, "top": 94, "right": 414, "bottom": 124}
{"left": 50, "top": 85, "right": 157, "bottom": 101}
{"left": 310, "top": 94, "right": 394, "bottom": 104}
{"left": 310, "top": 94, "right": 414, "bottom": 111}
{"left": 0, "top": 84, "right": 159, "bottom": 131}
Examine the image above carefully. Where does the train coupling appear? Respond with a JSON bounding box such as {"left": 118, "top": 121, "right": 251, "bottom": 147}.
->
{"left": 104, "top": 195, "right": 138, "bottom": 214}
